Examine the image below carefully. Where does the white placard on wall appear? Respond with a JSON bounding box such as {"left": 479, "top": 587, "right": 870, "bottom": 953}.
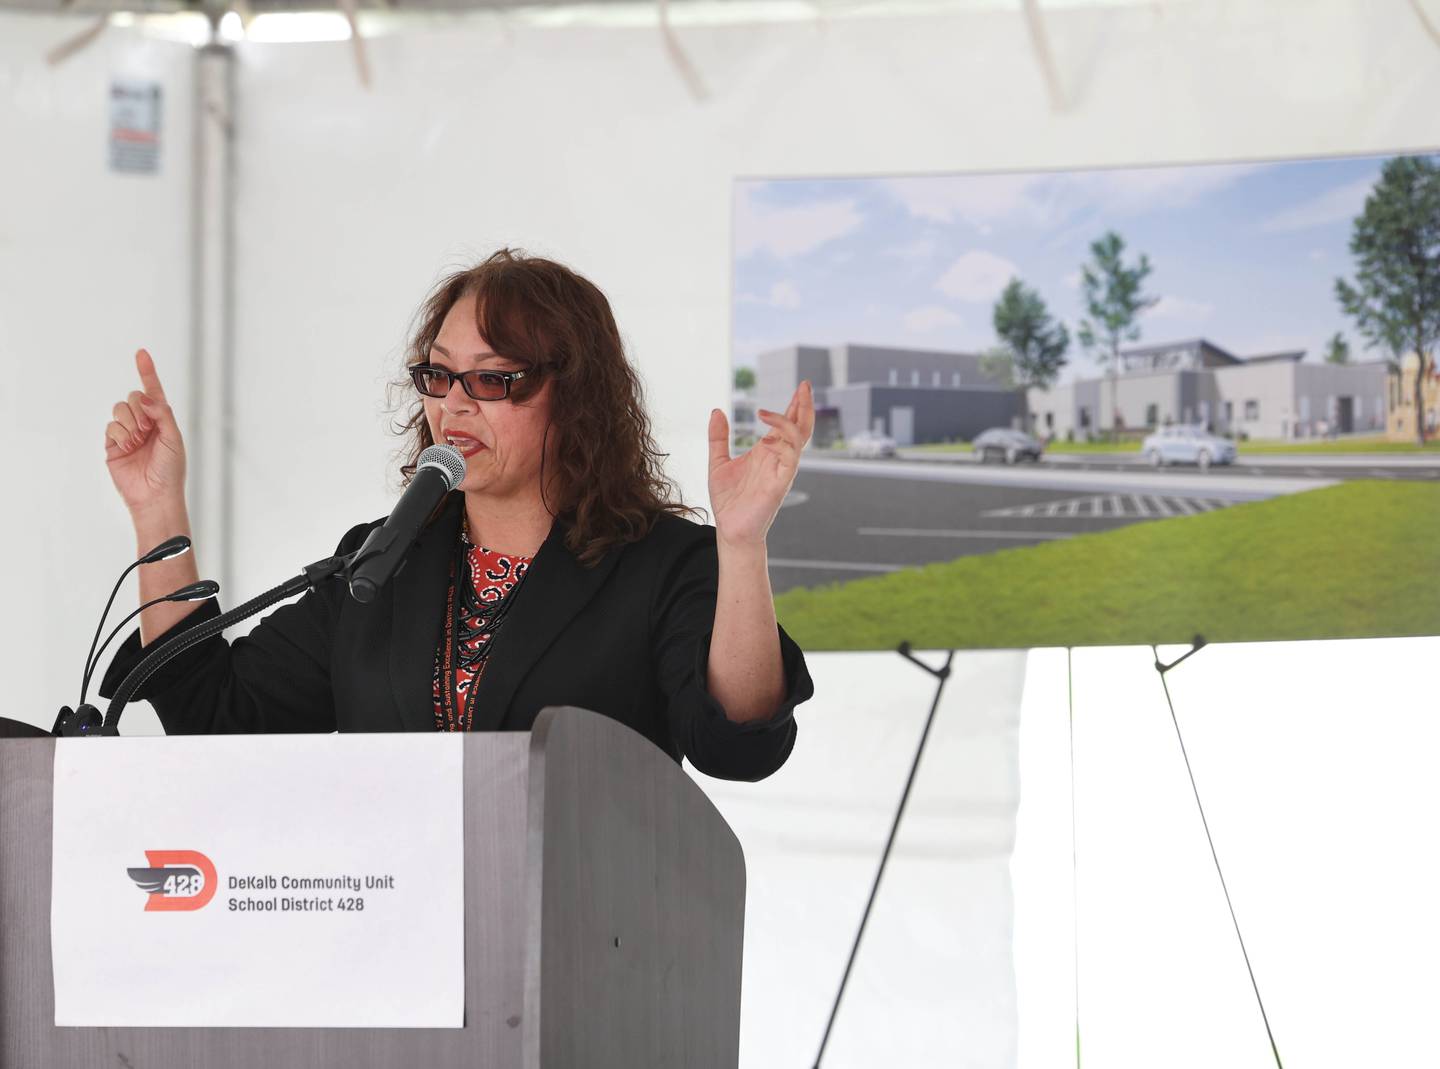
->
{"left": 108, "top": 79, "right": 162, "bottom": 175}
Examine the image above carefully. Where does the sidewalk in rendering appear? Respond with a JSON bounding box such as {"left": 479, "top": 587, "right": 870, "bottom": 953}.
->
{"left": 890, "top": 448, "right": 1440, "bottom": 469}
{"left": 801, "top": 453, "right": 1335, "bottom": 501}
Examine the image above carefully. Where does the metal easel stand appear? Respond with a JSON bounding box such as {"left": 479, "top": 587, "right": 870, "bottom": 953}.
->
{"left": 811, "top": 641, "right": 955, "bottom": 1069}
{"left": 1152, "top": 636, "right": 1284, "bottom": 1069}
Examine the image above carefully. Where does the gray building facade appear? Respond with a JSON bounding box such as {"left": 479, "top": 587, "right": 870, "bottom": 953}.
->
{"left": 1026, "top": 338, "right": 1390, "bottom": 440}
{"left": 754, "top": 343, "right": 1025, "bottom": 445}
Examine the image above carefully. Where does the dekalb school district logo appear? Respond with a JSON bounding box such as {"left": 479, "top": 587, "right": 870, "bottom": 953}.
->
{"left": 126, "top": 850, "right": 218, "bottom": 912}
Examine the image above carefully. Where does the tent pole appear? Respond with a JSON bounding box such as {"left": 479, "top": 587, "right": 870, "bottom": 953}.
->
{"left": 190, "top": 24, "right": 237, "bottom": 600}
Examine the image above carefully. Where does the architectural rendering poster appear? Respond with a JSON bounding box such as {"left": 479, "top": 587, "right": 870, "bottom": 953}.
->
{"left": 733, "top": 152, "right": 1440, "bottom": 651}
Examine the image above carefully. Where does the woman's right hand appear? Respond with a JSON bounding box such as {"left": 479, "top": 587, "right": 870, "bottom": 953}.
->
{"left": 105, "top": 349, "right": 187, "bottom": 517}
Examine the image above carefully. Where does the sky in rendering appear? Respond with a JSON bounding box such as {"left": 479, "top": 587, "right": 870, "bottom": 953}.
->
{"left": 732, "top": 152, "right": 1408, "bottom": 383}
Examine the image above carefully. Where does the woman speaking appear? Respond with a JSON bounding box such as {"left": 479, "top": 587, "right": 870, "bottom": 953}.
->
{"left": 97, "top": 249, "right": 814, "bottom": 781}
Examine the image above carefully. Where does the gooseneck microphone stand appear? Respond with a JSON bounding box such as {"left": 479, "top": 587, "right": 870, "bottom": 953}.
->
{"left": 55, "top": 581, "right": 220, "bottom": 736}
{"left": 53, "top": 536, "right": 198, "bottom": 738}
{"left": 812, "top": 640, "right": 955, "bottom": 1069}
{"left": 80, "top": 535, "right": 192, "bottom": 703}
{"left": 83, "top": 443, "right": 464, "bottom": 736}
{"left": 98, "top": 550, "right": 356, "bottom": 736}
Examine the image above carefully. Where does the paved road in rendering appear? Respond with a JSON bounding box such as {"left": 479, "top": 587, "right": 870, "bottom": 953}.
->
{"left": 897, "top": 449, "right": 1440, "bottom": 481}
{"left": 766, "top": 452, "right": 1428, "bottom": 594}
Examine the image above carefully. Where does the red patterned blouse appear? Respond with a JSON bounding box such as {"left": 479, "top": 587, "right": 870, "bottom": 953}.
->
{"left": 431, "top": 528, "right": 532, "bottom": 732}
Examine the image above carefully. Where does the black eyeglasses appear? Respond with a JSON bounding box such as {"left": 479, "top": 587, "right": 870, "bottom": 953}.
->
{"left": 409, "top": 364, "right": 529, "bottom": 401}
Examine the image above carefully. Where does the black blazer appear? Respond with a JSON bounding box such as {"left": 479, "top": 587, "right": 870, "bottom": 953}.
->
{"left": 99, "top": 491, "right": 811, "bottom": 781}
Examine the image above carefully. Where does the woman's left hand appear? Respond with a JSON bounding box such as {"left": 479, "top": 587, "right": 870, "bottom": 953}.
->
{"left": 708, "top": 380, "right": 815, "bottom": 548}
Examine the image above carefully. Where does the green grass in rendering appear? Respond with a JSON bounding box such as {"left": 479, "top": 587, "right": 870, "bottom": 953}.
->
{"left": 774, "top": 481, "right": 1440, "bottom": 650}
{"left": 1220, "top": 437, "right": 1440, "bottom": 454}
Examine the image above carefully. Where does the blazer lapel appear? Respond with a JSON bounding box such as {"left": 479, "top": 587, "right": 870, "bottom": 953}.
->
{"left": 388, "top": 491, "right": 464, "bottom": 732}
{"left": 467, "top": 516, "right": 622, "bottom": 733}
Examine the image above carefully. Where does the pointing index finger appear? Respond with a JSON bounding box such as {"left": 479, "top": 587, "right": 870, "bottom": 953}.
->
{"left": 135, "top": 348, "right": 168, "bottom": 403}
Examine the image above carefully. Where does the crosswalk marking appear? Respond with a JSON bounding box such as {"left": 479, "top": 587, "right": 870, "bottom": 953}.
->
{"left": 983, "top": 494, "right": 1232, "bottom": 519}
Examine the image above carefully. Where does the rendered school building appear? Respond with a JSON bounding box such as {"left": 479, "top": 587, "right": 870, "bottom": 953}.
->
{"left": 752, "top": 343, "right": 1024, "bottom": 446}
{"left": 1025, "top": 338, "right": 1390, "bottom": 440}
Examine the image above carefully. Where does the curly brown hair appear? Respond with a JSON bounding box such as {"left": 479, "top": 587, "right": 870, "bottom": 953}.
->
{"left": 391, "top": 249, "right": 698, "bottom": 566}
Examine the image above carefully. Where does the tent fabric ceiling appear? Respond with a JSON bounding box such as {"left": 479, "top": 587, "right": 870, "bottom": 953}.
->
{"left": 0, "top": 0, "right": 1133, "bottom": 14}
{"left": 0, "top": 0, "right": 650, "bottom": 12}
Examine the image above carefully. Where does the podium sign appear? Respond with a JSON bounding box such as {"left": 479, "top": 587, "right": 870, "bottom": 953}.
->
{"left": 50, "top": 734, "right": 464, "bottom": 1028}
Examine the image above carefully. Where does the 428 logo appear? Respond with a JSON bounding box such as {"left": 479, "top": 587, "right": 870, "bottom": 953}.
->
{"left": 126, "top": 850, "right": 218, "bottom": 912}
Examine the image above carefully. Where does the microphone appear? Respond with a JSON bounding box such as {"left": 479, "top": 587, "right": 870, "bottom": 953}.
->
{"left": 57, "top": 577, "right": 220, "bottom": 737}
{"left": 346, "top": 444, "right": 466, "bottom": 604}
{"left": 78, "top": 535, "right": 192, "bottom": 706}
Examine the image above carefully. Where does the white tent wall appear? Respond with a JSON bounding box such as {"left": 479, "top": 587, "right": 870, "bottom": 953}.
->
{"left": 2, "top": 0, "right": 1438, "bottom": 1065}
{"left": 0, "top": 18, "right": 194, "bottom": 738}
{"left": 1020, "top": 638, "right": 1440, "bottom": 1069}
{"left": 704, "top": 648, "right": 1029, "bottom": 1068}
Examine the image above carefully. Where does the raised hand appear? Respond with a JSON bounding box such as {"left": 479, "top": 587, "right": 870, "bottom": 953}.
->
{"left": 104, "top": 349, "right": 187, "bottom": 517}
{"left": 707, "top": 380, "right": 815, "bottom": 548}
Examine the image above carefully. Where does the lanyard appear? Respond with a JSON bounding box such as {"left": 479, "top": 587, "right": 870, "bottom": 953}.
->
{"left": 439, "top": 534, "right": 528, "bottom": 732}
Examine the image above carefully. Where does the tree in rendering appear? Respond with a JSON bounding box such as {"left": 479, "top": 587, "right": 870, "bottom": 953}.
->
{"left": 1335, "top": 155, "right": 1440, "bottom": 444}
{"left": 733, "top": 366, "right": 756, "bottom": 391}
{"left": 992, "top": 278, "right": 1070, "bottom": 390}
{"left": 1323, "top": 332, "right": 1351, "bottom": 365}
{"left": 978, "top": 346, "right": 1018, "bottom": 389}
{"left": 1076, "top": 231, "right": 1158, "bottom": 437}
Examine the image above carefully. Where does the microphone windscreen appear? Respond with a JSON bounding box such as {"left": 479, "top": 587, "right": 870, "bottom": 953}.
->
{"left": 416, "top": 444, "right": 466, "bottom": 490}
{"left": 140, "top": 535, "right": 192, "bottom": 564}
{"left": 168, "top": 580, "right": 220, "bottom": 602}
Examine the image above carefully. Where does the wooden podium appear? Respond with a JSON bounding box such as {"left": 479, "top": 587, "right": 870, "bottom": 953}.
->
{"left": 0, "top": 708, "right": 746, "bottom": 1068}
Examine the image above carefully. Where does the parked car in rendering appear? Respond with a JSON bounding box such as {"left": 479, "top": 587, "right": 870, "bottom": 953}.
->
{"left": 846, "top": 430, "right": 898, "bottom": 458}
{"left": 1141, "top": 425, "right": 1238, "bottom": 469}
{"left": 972, "top": 428, "right": 1045, "bottom": 464}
